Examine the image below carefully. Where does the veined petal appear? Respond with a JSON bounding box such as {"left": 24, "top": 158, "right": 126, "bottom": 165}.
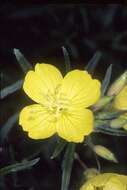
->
{"left": 60, "top": 70, "right": 101, "bottom": 109}
{"left": 56, "top": 108, "right": 93, "bottom": 143}
{"left": 88, "top": 173, "right": 110, "bottom": 187}
{"left": 19, "top": 104, "right": 56, "bottom": 139}
{"left": 23, "top": 64, "right": 63, "bottom": 104}
{"left": 113, "top": 85, "right": 127, "bottom": 110}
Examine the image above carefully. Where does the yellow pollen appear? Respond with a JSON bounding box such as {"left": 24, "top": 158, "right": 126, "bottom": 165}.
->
{"left": 42, "top": 87, "right": 70, "bottom": 121}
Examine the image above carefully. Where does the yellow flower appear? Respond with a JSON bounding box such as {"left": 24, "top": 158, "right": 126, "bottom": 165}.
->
{"left": 80, "top": 173, "right": 127, "bottom": 190}
{"left": 113, "top": 85, "right": 127, "bottom": 110}
{"left": 19, "top": 64, "right": 101, "bottom": 143}
{"left": 113, "top": 85, "right": 127, "bottom": 131}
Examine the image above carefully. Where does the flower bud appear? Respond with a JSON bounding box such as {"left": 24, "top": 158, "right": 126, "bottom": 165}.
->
{"left": 113, "top": 85, "right": 127, "bottom": 110}
{"left": 93, "top": 145, "right": 118, "bottom": 163}
{"left": 96, "top": 111, "right": 120, "bottom": 120}
{"left": 123, "top": 123, "right": 127, "bottom": 130}
{"left": 84, "top": 168, "right": 99, "bottom": 180}
{"left": 107, "top": 70, "right": 127, "bottom": 96}
{"left": 110, "top": 115, "right": 127, "bottom": 129}
{"left": 93, "top": 96, "right": 114, "bottom": 111}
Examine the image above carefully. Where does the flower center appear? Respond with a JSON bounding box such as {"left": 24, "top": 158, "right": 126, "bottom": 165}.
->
{"left": 43, "top": 86, "right": 70, "bottom": 121}
{"left": 94, "top": 187, "right": 104, "bottom": 190}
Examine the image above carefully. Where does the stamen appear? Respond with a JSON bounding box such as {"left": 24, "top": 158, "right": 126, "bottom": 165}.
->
{"left": 40, "top": 85, "right": 70, "bottom": 121}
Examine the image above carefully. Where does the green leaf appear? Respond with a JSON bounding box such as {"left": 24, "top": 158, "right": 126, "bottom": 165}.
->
{"left": 101, "top": 64, "right": 112, "bottom": 96}
{"left": 1, "top": 79, "right": 23, "bottom": 99}
{"left": 85, "top": 51, "right": 102, "bottom": 74}
{"left": 0, "top": 158, "right": 40, "bottom": 176}
{"left": 61, "top": 143, "right": 76, "bottom": 190}
{"left": 0, "top": 112, "right": 19, "bottom": 143}
{"left": 95, "top": 111, "right": 121, "bottom": 120}
{"left": 62, "top": 46, "right": 71, "bottom": 73}
{"left": 95, "top": 125, "right": 127, "bottom": 136}
{"left": 13, "top": 48, "right": 32, "bottom": 73}
{"left": 93, "top": 96, "right": 114, "bottom": 111}
{"left": 51, "top": 139, "right": 67, "bottom": 159}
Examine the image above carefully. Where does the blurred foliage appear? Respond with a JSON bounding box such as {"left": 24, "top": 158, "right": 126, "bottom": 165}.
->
{"left": 1, "top": 3, "right": 127, "bottom": 190}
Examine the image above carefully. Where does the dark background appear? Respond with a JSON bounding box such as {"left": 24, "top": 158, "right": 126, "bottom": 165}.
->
{"left": 1, "top": 3, "right": 127, "bottom": 190}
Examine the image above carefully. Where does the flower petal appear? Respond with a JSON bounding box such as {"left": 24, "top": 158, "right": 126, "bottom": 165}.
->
{"left": 56, "top": 108, "right": 93, "bottom": 143}
{"left": 19, "top": 104, "right": 56, "bottom": 139}
{"left": 80, "top": 173, "right": 127, "bottom": 190}
{"left": 105, "top": 175, "right": 127, "bottom": 190}
{"left": 60, "top": 70, "right": 101, "bottom": 109}
{"left": 113, "top": 85, "right": 127, "bottom": 110}
{"left": 23, "top": 64, "right": 63, "bottom": 104}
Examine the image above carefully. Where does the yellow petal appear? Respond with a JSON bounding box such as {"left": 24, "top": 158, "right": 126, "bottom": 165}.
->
{"left": 56, "top": 108, "right": 93, "bottom": 143}
{"left": 80, "top": 183, "right": 94, "bottom": 190}
{"left": 80, "top": 173, "right": 127, "bottom": 190}
{"left": 80, "top": 173, "right": 110, "bottom": 190}
{"left": 113, "top": 85, "right": 127, "bottom": 110}
{"left": 104, "top": 175, "right": 126, "bottom": 190}
{"left": 60, "top": 70, "right": 101, "bottom": 109}
{"left": 90, "top": 173, "right": 111, "bottom": 186}
{"left": 23, "top": 63, "right": 63, "bottom": 104}
{"left": 19, "top": 104, "right": 56, "bottom": 139}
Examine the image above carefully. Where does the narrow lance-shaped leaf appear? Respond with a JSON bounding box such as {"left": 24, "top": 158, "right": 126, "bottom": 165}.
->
{"left": 95, "top": 111, "right": 121, "bottom": 120}
{"left": 65, "top": 41, "right": 78, "bottom": 59}
{"left": 51, "top": 139, "right": 67, "bottom": 159}
{"left": 0, "top": 158, "right": 40, "bottom": 175}
{"left": 0, "top": 158, "right": 40, "bottom": 176}
{"left": 13, "top": 48, "right": 32, "bottom": 73}
{"left": 85, "top": 51, "right": 102, "bottom": 74}
{"left": 101, "top": 64, "right": 112, "bottom": 96}
{"left": 0, "top": 112, "right": 19, "bottom": 143}
{"left": 94, "top": 124, "right": 127, "bottom": 136}
{"left": 61, "top": 143, "right": 76, "bottom": 190}
{"left": 93, "top": 96, "right": 114, "bottom": 111}
{"left": 62, "top": 46, "right": 71, "bottom": 73}
{"left": 1, "top": 79, "right": 23, "bottom": 99}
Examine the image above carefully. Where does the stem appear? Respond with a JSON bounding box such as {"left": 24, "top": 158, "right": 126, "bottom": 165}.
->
{"left": 86, "top": 137, "right": 101, "bottom": 172}
{"left": 74, "top": 153, "right": 88, "bottom": 170}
